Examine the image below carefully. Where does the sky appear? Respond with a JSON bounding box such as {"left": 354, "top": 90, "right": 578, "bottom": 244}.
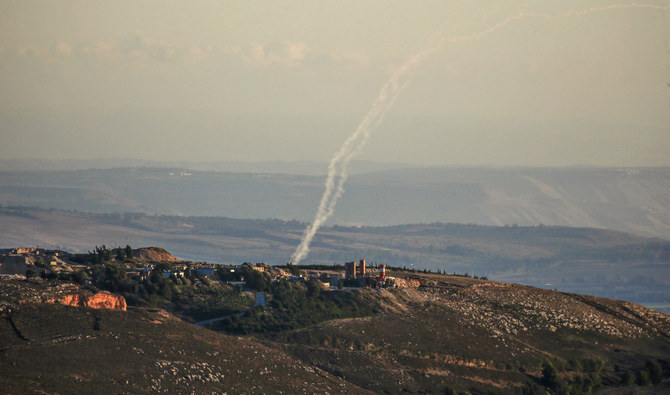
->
{"left": 1, "top": 0, "right": 669, "bottom": 167}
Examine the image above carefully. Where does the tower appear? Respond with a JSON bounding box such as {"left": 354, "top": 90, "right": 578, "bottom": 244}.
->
{"left": 359, "top": 259, "right": 366, "bottom": 277}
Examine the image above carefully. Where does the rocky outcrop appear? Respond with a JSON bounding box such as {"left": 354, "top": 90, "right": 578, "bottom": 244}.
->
{"left": 49, "top": 291, "right": 127, "bottom": 311}
{"left": 387, "top": 277, "right": 421, "bottom": 288}
{"left": 135, "top": 247, "right": 180, "bottom": 263}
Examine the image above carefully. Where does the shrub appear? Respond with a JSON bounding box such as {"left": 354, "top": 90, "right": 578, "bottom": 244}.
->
{"left": 583, "top": 357, "right": 605, "bottom": 374}
{"left": 540, "top": 361, "right": 560, "bottom": 389}
{"left": 637, "top": 369, "right": 651, "bottom": 386}
{"left": 568, "top": 358, "right": 583, "bottom": 372}
{"left": 646, "top": 360, "right": 662, "bottom": 384}
{"left": 71, "top": 270, "right": 88, "bottom": 285}
{"left": 621, "top": 370, "right": 635, "bottom": 386}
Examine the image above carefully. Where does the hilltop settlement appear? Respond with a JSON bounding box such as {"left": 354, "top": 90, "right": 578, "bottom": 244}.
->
{"left": 1, "top": 246, "right": 412, "bottom": 289}
{"left": 1, "top": 245, "right": 670, "bottom": 394}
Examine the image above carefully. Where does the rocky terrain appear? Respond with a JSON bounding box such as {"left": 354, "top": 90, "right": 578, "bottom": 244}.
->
{"left": 0, "top": 279, "right": 369, "bottom": 394}
{"left": 268, "top": 271, "right": 670, "bottom": 393}
{"left": 2, "top": 269, "right": 669, "bottom": 394}
{"left": 0, "top": 280, "right": 127, "bottom": 313}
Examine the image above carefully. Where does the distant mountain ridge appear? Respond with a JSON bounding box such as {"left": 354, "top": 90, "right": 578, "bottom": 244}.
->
{"left": 1, "top": 166, "right": 669, "bottom": 239}
{"left": 0, "top": 158, "right": 413, "bottom": 176}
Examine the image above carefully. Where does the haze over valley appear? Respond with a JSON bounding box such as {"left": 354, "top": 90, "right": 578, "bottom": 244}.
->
{"left": 2, "top": 1, "right": 670, "bottom": 393}
{"left": 2, "top": 165, "right": 669, "bottom": 239}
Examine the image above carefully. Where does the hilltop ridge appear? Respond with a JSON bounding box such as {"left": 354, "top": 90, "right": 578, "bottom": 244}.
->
{"left": 1, "top": 259, "right": 669, "bottom": 394}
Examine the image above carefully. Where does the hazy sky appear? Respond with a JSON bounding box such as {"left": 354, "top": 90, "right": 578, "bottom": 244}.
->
{"left": 1, "top": 1, "right": 669, "bottom": 167}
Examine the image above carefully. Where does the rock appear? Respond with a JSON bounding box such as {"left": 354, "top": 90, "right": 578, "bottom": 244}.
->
{"left": 49, "top": 290, "right": 127, "bottom": 311}
{"left": 387, "top": 277, "right": 421, "bottom": 288}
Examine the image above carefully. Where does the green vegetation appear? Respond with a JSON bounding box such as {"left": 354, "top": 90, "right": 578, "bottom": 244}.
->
{"left": 535, "top": 358, "right": 609, "bottom": 394}
{"left": 52, "top": 248, "right": 376, "bottom": 334}
{"left": 63, "top": 249, "right": 254, "bottom": 321}
{"left": 217, "top": 279, "right": 377, "bottom": 334}
{"left": 240, "top": 265, "right": 269, "bottom": 292}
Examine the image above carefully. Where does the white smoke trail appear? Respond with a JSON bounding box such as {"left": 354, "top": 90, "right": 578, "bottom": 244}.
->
{"left": 290, "top": 37, "right": 443, "bottom": 265}
{"left": 290, "top": 2, "right": 669, "bottom": 264}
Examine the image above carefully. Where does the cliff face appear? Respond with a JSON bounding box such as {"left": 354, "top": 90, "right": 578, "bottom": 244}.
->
{"left": 52, "top": 291, "right": 127, "bottom": 311}
{"left": 0, "top": 280, "right": 128, "bottom": 313}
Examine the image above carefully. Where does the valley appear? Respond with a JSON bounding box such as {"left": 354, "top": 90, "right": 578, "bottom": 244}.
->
{"left": 2, "top": 166, "right": 669, "bottom": 239}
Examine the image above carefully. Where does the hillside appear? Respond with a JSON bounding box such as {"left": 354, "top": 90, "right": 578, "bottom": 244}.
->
{"left": 268, "top": 271, "right": 670, "bottom": 394}
{"left": 1, "top": 206, "right": 669, "bottom": 312}
{"left": 1, "top": 273, "right": 669, "bottom": 394}
{"left": 1, "top": 166, "right": 669, "bottom": 239}
{"left": 0, "top": 279, "right": 368, "bottom": 394}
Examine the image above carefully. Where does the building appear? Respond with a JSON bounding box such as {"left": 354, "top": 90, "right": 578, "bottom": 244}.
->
{"left": 358, "top": 259, "right": 366, "bottom": 277}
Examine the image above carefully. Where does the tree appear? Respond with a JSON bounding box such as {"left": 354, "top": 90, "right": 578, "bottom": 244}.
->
{"left": 124, "top": 245, "right": 134, "bottom": 259}
{"left": 154, "top": 261, "right": 174, "bottom": 274}
{"left": 34, "top": 256, "right": 47, "bottom": 268}
{"left": 243, "top": 268, "right": 268, "bottom": 292}
{"left": 100, "top": 263, "right": 132, "bottom": 292}
{"left": 90, "top": 245, "right": 112, "bottom": 264}
{"left": 25, "top": 269, "right": 38, "bottom": 279}
{"left": 306, "top": 278, "right": 321, "bottom": 297}
{"left": 540, "top": 361, "right": 560, "bottom": 390}
{"left": 216, "top": 266, "right": 242, "bottom": 282}
{"left": 637, "top": 369, "right": 651, "bottom": 386}
{"left": 115, "top": 248, "right": 126, "bottom": 261}
{"left": 621, "top": 370, "right": 635, "bottom": 386}
{"left": 72, "top": 270, "right": 89, "bottom": 285}
{"left": 647, "top": 360, "right": 662, "bottom": 384}
{"left": 286, "top": 263, "right": 302, "bottom": 276}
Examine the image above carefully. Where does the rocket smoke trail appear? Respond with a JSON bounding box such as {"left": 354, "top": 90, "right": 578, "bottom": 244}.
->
{"left": 290, "top": 37, "right": 442, "bottom": 265}
{"left": 290, "top": 2, "right": 669, "bottom": 265}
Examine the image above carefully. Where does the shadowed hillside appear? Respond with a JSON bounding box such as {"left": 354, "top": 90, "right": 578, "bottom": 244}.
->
{"left": 0, "top": 279, "right": 368, "bottom": 394}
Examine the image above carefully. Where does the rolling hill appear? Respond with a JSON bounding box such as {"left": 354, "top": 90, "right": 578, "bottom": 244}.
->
{"left": 1, "top": 272, "right": 669, "bottom": 394}
{"left": 1, "top": 166, "right": 669, "bottom": 239}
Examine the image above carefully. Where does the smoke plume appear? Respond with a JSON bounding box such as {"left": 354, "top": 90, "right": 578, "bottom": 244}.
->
{"left": 290, "top": 2, "right": 669, "bottom": 264}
